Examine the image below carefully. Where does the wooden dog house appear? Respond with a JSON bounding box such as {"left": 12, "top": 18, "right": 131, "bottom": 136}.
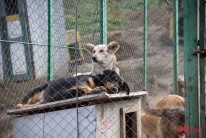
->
{"left": 7, "top": 91, "right": 147, "bottom": 138}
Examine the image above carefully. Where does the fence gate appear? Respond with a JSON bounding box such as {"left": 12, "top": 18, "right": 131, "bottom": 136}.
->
{"left": 183, "top": 0, "right": 206, "bottom": 137}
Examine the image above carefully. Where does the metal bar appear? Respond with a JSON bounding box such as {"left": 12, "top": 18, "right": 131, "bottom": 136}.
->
{"left": 47, "top": 0, "right": 53, "bottom": 81}
{"left": 74, "top": 0, "right": 80, "bottom": 137}
{"left": 0, "top": 39, "right": 85, "bottom": 49}
{"left": 197, "top": 0, "right": 201, "bottom": 136}
{"left": 143, "top": 0, "right": 148, "bottom": 89}
{"left": 199, "top": 0, "right": 205, "bottom": 137}
{"left": 100, "top": 0, "right": 107, "bottom": 44}
{"left": 173, "top": 0, "right": 179, "bottom": 94}
{"left": 183, "top": 0, "right": 204, "bottom": 137}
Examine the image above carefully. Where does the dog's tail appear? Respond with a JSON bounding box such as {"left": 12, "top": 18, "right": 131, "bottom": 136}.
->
{"left": 142, "top": 95, "right": 184, "bottom": 118}
{"left": 142, "top": 95, "right": 163, "bottom": 116}
{"left": 22, "top": 83, "right": 48, "bottom": 104}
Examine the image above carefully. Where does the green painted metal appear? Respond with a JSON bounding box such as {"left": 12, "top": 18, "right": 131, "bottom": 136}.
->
{"left": 184, "top": 0, "right": 205, "bottom": 137}
{"left": 47, "top": 0, "right": 53, "bottom": 81}
{"left": 199, "top": 0, "right": 206, "bottom": 137}
{"left": 100, "top": 0, "right": 107, "bottom": 44}
{"left": 18, "top": 3, "right": 33, "bottom": 81}
{"left": 173, "top": 0, "right": 179, "bottom": 94}
{"left": 1, "top": 12, "right": 33, "bottom": 81}
{"left": 0, "top": 18, "right": 12, "bottom": 80}
{"left": 143, "top": 0, "right": 148, "bottom": 89}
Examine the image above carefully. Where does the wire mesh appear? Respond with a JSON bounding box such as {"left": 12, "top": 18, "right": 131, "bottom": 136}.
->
{"left": 0, "top": 0, "right": 187, "bottom": 138}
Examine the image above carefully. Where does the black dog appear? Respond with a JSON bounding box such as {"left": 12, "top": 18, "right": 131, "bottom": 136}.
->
{"left": 17, "top": 70, "right": 130, "bottom": 108}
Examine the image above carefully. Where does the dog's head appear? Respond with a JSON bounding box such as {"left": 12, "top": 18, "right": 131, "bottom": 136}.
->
{"left": 102, "top": 69, "right": 130, "bottom": 94}
{"left": 84, "top": 41, "right": 120, "bottom": 65}
{"left": 161, "top": 107, "right": 185, "bottom": 136}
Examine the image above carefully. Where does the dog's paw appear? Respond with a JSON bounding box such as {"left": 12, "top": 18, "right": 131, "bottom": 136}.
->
{"left": 16, "top": 103, "right": 33, "bottom": 109}
{"left": 16, "top": 104, "right": 23, "bottom": 108}
{"left": 92, "top": 86, "right": 107, "bottom": 94}
{"left": 98, "top": 86, "right": 107, "bottom": 92}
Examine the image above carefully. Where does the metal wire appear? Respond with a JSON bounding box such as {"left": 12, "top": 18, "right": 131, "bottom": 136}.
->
{"left": 0, "top": 0, "right": 201, "bottom": 137}
{"left": 74, "top": 0, "right": 80, "bottom": 137}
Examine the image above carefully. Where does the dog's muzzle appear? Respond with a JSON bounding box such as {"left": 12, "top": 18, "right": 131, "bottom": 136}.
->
{"left": 92, "top": 56, "right": 104, "bottom": 64}
{"left": 92, "top": 56, "right": 98, "bottom": 62}
{"left": 113, "top": 81, "right": 124, "bottom": 92}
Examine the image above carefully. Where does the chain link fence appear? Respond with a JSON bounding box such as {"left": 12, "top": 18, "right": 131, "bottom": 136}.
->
{"left": 0, "top": 0, "right": 185, "bottom": 137}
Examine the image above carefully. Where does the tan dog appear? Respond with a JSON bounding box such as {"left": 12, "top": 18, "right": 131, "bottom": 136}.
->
{"left": 77, "top": 41, "right": 120, "bottom": 76}
{"left": 141, "top": 94, "right": 185, "bottom": 138}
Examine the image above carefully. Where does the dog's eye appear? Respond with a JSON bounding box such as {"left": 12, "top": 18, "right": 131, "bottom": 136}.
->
{"left": 100, "top": 49, "right": 104, "bottom": 53}
{"left": 93, "top": 50, "right": 95, "bottom": 53}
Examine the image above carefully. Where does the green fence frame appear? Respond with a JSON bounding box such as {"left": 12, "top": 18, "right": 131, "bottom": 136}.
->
{"left": 173, "top": 0, "right": 179, "bottom": 94}
{"left": 143, "top": 0, "right": 148, "bottom": 90}
{"left": 184, "top": 0, "right": 205, "bottom": 137}
{"left": 100, "top": 0, "right": 107, "bottom": 44}
{"left": 47, "top": 0, "right": 54, "bottom": 81}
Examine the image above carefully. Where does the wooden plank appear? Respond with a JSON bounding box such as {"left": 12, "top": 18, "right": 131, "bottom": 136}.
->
{"left": 7, "top": 91, "right": 147, "bottom": 116}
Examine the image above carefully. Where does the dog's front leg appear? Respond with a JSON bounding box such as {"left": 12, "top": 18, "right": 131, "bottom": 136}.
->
{"left": 90, "top": 86, "right": 107, "bottom": 94}
{"left": 78, "top": 85, "right": 106, "bottom": 95}
{"left": 16, "top": 102, "right": 42, "bottom": 109}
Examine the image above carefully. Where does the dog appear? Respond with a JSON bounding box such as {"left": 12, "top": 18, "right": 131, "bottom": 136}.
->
{"left": 17, "top": 70, "right": 130, "bottom": 108}
{"left": 75, "top": 41, "right": 120, "bottom": 76}
{"left": 141, "top": 94, "right": 185, "bottom": 138}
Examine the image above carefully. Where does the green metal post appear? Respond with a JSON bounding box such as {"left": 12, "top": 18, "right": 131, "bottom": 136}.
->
{"left": 47, "top": 0, "right": 53, "bottom": 81}
{"left": 143, "top": 0, "right": 148, "bottom": 89}
{"left": 100, "top": 0, "right": 107, "bottom": 44}
{"left": 184, "top": 0, "right": 205, "bottom": 137}
{"left": 173, "top": 0, "right": 179, "bottom": 94}
{"left": 199, "top": 0, "right": 205, "bottom": 137}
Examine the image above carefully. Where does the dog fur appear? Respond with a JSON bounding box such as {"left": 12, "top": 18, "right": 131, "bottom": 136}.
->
{"left": 141, "top": 94, "right": 185, "bottom": 138}
{"left": 78, "top": 41, "right": 120, "bottom": 76}
{"left": 17, "top": 70, "right": 130, "bottom": 108}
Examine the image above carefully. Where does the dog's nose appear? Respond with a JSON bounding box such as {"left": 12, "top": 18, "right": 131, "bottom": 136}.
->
{"left": 92, "top": 57, "right": 98, "bottom": 62}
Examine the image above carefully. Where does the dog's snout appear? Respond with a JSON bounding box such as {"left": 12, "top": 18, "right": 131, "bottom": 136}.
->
{"left": 116, "top": 80, "right": 123, "bottom": 88}
{"left": 92, "top": 56, "right": 98, "bottom": 62}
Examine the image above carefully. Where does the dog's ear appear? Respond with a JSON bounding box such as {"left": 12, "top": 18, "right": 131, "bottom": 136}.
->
{"left": 121, "top": 82, "right": 130, "bottom": 95}
{"left": 107, "top": 41, "right": 120, "bottom": 54}
{"left": 84, "top": 44, "right": 95, "bottom": 54}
